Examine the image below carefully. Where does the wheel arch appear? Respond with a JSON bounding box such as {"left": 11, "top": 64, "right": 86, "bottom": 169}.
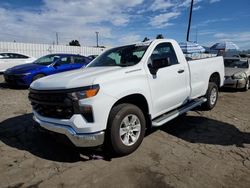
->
{"left": 209, "top": 72, "right": 221, "bottom": 88}
{"left": 110, "top": 93, "right": 151, "bottom": 129}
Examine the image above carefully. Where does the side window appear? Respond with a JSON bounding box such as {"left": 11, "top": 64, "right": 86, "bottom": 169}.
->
{"left": 0, "top": 53, "right": 10, "bottom": 59}
{"left": 6, "top": 53, "right": 17, "bottom": 58}
{"left": 150, "top": 43, "right": 178, "bottom": 68}
{"left": 58, "top": 57, "right": 72, "bottom": 65}
{"left": 14, "top": 53, "right": 29, "bottom": 59}
{"left": 0, "top": 53, "right": 29, "bottom": 59}
{"left": 73, "top": 56, "right": 86, "bottom": 64}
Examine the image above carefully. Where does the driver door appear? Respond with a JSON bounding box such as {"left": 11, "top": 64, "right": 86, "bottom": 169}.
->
{"left": 147, "top": 42, "right": 189, "bottom": 117}
{"left": 53, "top": 56, "right": 73, "bottom": 73}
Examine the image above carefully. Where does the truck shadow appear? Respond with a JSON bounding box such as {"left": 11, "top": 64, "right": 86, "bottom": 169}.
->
{"left": 1, "top": 114, "right": 249, "bottom": 163}
{"left": 219, "top": 87, "right": 246, "bottom": 93}
{"left": 0, "top": 82, "right": 28, "bottom": 90}
{"left": 0, "top": 114, "right": 111, "bottom": 163}
{"left": 0, "top": 76, "right": 28, "bottom": 90}
{"left": 158, "top": 115, "right": 250, "bottom": 147}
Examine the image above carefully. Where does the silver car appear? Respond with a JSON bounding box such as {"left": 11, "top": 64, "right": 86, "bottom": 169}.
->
{"left": 223, "top": 57, "right": 250, "bottom": 91}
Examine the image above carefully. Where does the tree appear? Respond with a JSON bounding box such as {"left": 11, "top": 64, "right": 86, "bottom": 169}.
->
{"left": 142, "top": 37, "right": 150, "bottom": 42}
{"left": 69, "top": 40, "right": 81, "bottom": 46}
{"left": 156, "top": 34, "right": 164, "bottom": 39}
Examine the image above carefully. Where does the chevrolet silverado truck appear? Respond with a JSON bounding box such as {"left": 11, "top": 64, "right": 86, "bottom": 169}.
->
{"left": 29, "top": 39, "right": 224, "bottom": 155}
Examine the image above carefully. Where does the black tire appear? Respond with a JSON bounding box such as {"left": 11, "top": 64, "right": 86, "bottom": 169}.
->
{"left": 202, "top": 82, "right": 218, "bottom": 110}
{"left": 106, "top": 103, "right": 146, "bottom": 156}
{"left": 243, "top": 78, "right": 249, "bottom": 91}
{"left": 33, "top": 74, "right": 45, "bottom": 81}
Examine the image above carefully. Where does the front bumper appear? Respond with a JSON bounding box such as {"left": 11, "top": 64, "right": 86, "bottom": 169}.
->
{"left": 4, "top": 73, "right": 30, "bottom": 86}
{"left": 223, "top": 78, "right": 246, "bottom": 89}
{"left": 33, "top": 113, "right": 105, "bottom": 147}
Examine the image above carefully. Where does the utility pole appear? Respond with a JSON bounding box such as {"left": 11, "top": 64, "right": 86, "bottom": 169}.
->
{"left": 186, "top": 0, "right": 194, "bottom": 42}
{"left": 95, "top": 31, "right": 99, "bottom": 47}
{"left": 56, "top": 32, "right": 59, "bottom": 45}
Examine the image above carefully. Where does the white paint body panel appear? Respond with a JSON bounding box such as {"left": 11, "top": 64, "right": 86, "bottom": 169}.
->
{"left": 0, "top": 57, "right": 36, "bottom": 72}
{"left": 31, "top": 39, "right": 225, "bottom": 135}
{"left": 188, "top": 56, "right": 224, "bottom": 99}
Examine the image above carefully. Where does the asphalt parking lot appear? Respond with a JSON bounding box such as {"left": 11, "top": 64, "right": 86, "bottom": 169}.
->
{"left": 0, "top": 75, "right": 250, "bottom": 188}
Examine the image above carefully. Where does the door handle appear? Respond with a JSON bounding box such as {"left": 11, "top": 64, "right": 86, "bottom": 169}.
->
{"left": 178, "top": 69, "right": 184, "bottom": 73}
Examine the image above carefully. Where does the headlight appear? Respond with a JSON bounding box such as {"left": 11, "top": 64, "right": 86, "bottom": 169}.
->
{"left": 232, "top": 72, "right": 246, "bottom": 79}
{"left": 68, "top": 85, "right": 99, "bottom": 100}
{"left": 4, "top": 69, "right": 11, "bottom": 74}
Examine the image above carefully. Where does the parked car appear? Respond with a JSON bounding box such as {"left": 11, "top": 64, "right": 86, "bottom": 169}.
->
{"left": 4, "top": 54, "right": 91, "bottom": 86}
{"left": 29, "top": 39, "right": 224, "bottom": 155}
{"left": 223, "top": 57, "right": 250, "bottom": 91}
{"left": 233, "top": 54, "right": 249, "bottom": 61}
{"left": 0, "top": 52, "right": 36, "bottom": 73}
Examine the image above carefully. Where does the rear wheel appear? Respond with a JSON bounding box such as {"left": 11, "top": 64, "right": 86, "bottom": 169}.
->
{"left": 33, "top": 74, "right": 45, "bottom": 81}
{"left": 202, "top": 82, "right": 218, "bottom": 110}
{"left": 106, "top": 103, "right": 146, "bottom": 156}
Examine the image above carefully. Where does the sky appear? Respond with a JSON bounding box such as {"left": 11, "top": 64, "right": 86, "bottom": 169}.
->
{"left": 0, "top": 0, "right": 249, "bottom": 49}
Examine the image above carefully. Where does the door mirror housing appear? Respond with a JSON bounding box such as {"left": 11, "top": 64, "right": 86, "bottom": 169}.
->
{"left": 53, "top": 61, "right": 60, "bottom": 67}
{"left": 52, "top": 58, "right": 61, "bottom": 67}
{"left": 148, "top": 57, "right": 170, "bottom": 75}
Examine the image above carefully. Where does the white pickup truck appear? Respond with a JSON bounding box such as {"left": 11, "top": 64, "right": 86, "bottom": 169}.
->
{"left": 29, "top": 39, "right": 224, "bottom": 155}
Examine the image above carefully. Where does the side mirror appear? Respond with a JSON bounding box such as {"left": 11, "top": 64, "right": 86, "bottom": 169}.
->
{"left": 53, "top": 61, "right": 60, "bottom": 67}
{"left": 148, "top": 57, "right": 170, "bottom": 75}
{"left": 52, "top": 56, "right": 61, "bottom": 66}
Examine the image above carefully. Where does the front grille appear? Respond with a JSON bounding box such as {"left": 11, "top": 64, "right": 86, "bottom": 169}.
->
{"left": 4, "top": 74, "right": 23, "bottom": 84}
{"left": 29, "top": 88, "right": 94, "bottom": 122}
{"left": 29, "top": 90, "right": 74, "bottom": 119}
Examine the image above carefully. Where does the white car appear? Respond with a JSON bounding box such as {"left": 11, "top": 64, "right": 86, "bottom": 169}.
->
{"left": 29, "top": 39, "right": 225, "bottom": 155}
{"left": 223, "top": 57, "right": 250, "bottom": 91}
{"left": 0, "top": 53, "right": 36, "bottom": 73}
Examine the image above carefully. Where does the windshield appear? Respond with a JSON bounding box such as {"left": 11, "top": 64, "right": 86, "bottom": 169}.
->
{"left": 88, "top": 44, "right": 150, "bottom": 67}
{"left": 224, "top": 59, "right": 249, "bottom": 68}
{"left": 33, "top": 54, "right": 62, "bottom": 65}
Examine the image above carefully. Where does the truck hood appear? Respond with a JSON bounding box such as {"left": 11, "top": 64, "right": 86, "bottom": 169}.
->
{"left": 30, "top": 66, "right": 121, "bottom": 90}
{"left": 225, "top": 67, "right": 248, "bottom": 76}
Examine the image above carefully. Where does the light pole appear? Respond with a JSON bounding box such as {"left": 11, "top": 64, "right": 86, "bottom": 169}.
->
{"left": 56, "top": 32, "right": 59, "bottom": 45}
{"left": 95, "top": 31, "right": 99, "bottom": 47}
{"left": 186, "top": 0, "right": 194, "bottom": 42}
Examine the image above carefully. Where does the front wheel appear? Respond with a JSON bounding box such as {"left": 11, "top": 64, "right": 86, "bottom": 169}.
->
{"left": 106, "top": 103, "right": 146, "bottom": 156}
{"left": 33, "top": 74, "right": 45, "bottom": 81}
{"left": 202, "top": 82, "right": 218, "bottom": 110}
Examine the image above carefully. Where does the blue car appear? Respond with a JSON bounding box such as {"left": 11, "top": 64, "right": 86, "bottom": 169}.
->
{"left": 4, "top": 54, "right": 91, "bottom": 86}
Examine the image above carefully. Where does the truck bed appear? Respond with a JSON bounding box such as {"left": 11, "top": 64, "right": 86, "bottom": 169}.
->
{"left": 188, "top": 56, "right": 224, "bottom": 99}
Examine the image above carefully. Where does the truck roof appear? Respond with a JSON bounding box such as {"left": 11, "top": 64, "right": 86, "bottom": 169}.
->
{"left": 134, "top": 39, "right": 177, "bottom": 46}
